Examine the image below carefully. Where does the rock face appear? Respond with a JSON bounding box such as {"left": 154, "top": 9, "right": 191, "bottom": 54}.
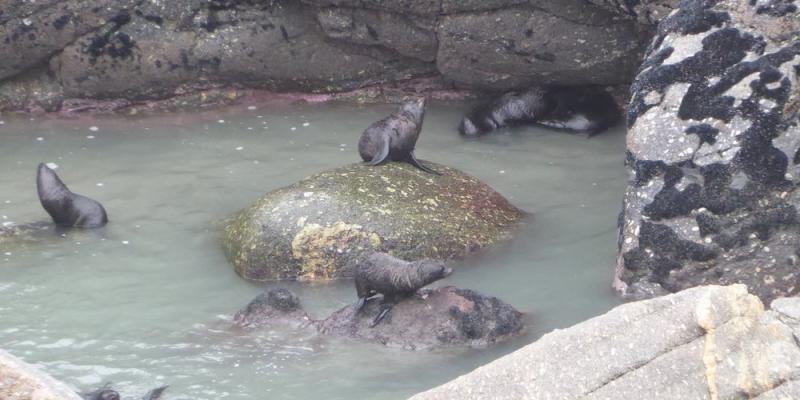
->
{"left": 0, "top": 0, "right": 654, "bottom": 112}
{"left": 222, "top": 162, "right": 524, "bottom": 281}
{"left": 0, "top": 349, "right": 82, "bottom": 400}
{"left": 411, "top": 284, "right": 800, "bottom": 399}
{"left": 616, "top": 0, "right": 800, "bottom": 302}
{"left": 233, "top": 286, "right": 524, "bottom": 350}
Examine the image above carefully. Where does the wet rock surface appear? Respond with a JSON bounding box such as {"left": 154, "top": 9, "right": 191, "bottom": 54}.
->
{"left": 0, "top": 348, "right": 82, "bottom": 400}
{"left": 222, "top": 161, "right": 524, "bottom": 282}
{"left": 233, "top": 286, "right": 524, "bottom": 350}
{"left": 0, "top": 0, "right": 654, "bottom": 113}
{"left": 616, "top": 0, "right": 800, "bottom": 302}
{"left": 411, "top": 284, "right": 800, "bottom": 399}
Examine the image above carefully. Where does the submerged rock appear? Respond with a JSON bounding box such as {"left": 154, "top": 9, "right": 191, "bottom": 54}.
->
{"left": 233, "top": 287, "right": 525, "bottom": 350}
{"left": 616, "top": 0, "right": 800, "bottom": 302}
{"left": 0, "top": 348, "right": 82, "bottom": 400}
{"left": 223, "top": 162, "right": 524, "bottom": 281}
{"left": 411, "top": 284, "right": 800, "bottom": 399}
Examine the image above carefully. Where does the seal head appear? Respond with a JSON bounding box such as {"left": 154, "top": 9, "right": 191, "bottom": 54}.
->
{"left": 37, "top": 163, "right": 108, "bottom": 228}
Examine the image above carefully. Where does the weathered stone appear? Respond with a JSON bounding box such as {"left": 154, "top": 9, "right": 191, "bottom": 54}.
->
{"left": 300, "top": 0, "right": 440, "bottom": 16}
{"left": 411, "top": 285, "right": 800, "bottom": 399}
{"left": 616, "top": 0, "right": 800, "bottom": 302}
{"left": 222, "top": 162, "right": 525, "bottom": 281}
{"left": 584, "top": 0, "right": 679, "bottom": 25}
{"left": 0, "top": 68, "right": 63, "bottom": 112}
{"left": 315, "top": 7, "right": 438, "bottom": 62}
{"left": 234, "top": 286, "right": 524, "bottom": 350}
{"left": 436, "top": 4, "right": 649, "bottom": 91}
{"left": 0, "top": 0, "right": 139, "bottom": 82}
{"left": 0, "top": 349, "right": 82, "bottom": 400}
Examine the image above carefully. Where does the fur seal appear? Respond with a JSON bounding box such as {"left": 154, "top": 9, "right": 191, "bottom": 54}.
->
{"left": 459, "top": 86, "right": 620, "bottom": 137}
{"left": 354, "top": 252, "right": 452, "bottom": 326}
{"left": 358, "top": 98, "right": 440, "bottom": 175}
{"left": 37, "top": 163, "right": 108, "bottom": 228}
{"left": 81, "top": 385, "right": 168, "bottom": 400}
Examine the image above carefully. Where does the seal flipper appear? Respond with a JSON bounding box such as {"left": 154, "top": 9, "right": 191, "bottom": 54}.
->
{"left": 368, "top": 136, "right": 391, "bottom": 166}
{"left": 354, "top": 296, "right": 366, "bottom": 313}
{"left": 142, "top": 385, "right": 168, "bottom": 400}
{"left": 370, "top": 303, "right": 393, "bottom": 327}
{"left": 406, "top": 152, "right": 441, "bottom": 175}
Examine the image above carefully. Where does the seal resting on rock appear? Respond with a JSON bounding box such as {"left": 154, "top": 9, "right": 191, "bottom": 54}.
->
{"left": 459, "top": 86, "right": 620, "bottom": 137}
{"left": 358, "top": 98, "right": 440, "bottom": 175}
{"left": 37, "top": 163, "right": 108, "bottom": 228}
{"left": 354, "top": 252, "right": 453, "bottom": 326}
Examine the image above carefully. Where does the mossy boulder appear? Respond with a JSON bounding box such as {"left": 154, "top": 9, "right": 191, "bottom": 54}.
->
{"left": 222, "top": 161, "right": 525, "bottom": 281}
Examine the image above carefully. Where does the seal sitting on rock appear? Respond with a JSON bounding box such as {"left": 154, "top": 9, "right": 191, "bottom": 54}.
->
{"left": 37, "top": 163, "right": 108, "bottom": 228}
{"left": 358, "top": 98, "right": 440, "bottom": 175}
{"left": 459, "top": 86, "right": 620, "bottom": 137}
{"left": 354, "top": 252, "right": 452, "bottom": 326}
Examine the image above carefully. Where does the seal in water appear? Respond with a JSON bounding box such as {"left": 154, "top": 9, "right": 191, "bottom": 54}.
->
{"left": 37, "top": 163, "right": 108, "bottom": 228}
{"left": 459, "top": 86, "right": 620, "bottom": 137}
{"left": 358, "top": 98, "right": 440, "bottom": 175}
{"left": 81, "top": 384, "right": 168, "bottom": 400}
{"left": 354, "top": 252, "right": 452, "bottom": 326}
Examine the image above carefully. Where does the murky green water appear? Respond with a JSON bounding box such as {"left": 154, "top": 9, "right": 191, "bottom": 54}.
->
{"left": 0, "top": 102, "right": 626, "bottom": 399}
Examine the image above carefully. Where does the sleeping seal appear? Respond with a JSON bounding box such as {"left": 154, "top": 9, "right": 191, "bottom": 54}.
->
{"left": 354, "top": 252, "right": 452, "bottom": 326}
{"left": 459, "top": 86, "right": 621, "bottom": 137}
{"left": 358, "top": 98, "right": 440, "bottom": 175}
{"left": 37, "top": 163, "right": 108, "bottom": 228}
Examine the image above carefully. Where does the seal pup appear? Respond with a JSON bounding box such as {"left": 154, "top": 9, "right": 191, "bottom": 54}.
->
{"left": 354, "top": 252, "right": 452, "bottom": 326}
{"left": 37, "top": 163, "right": 108, "bottom": 228}
{"left": 459, "top": 86, "right": 620, "bottom": 137}
{"left": 358, "top": 98, "right": 440, "bottom": 175}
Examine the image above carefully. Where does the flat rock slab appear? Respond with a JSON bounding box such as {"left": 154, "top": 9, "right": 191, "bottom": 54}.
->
{"left": 0, "top": 349, "right": 82, "bottom": 400}
{"left": 223, "top": 161, "right": 525, "bottom": 281}
{"left": 411, "top": 284, "right": 800, "bottom": 399}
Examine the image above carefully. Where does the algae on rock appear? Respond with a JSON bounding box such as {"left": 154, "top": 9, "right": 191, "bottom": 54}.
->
{"left": 223, "top": 161, "right": 525, "bottom": 281}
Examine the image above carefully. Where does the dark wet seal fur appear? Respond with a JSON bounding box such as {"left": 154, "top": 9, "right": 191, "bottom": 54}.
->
{"left": 37, "top": 163, "right": 108, "bottom": 228}
{"left": 358, "top": 98, "right": 440, "bottom": 175}
{"left": 354, "top": 252, "right": 452, "bottom": 326}
{"left": 459, "top": 86, "right": 621, "bottom": 137}
{"left": 81, "top": 384, "right": 167, "bottom": 400}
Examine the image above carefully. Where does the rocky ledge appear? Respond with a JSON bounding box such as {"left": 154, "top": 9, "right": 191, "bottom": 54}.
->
{"left": 412, "top": 284, "right": 800, "bottom": 399}
{"left": 0, "top": 0, "right": 663, "bottom": 113}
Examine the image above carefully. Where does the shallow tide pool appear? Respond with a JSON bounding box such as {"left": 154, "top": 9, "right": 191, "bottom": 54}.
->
{"left": 0, "top": 101, "right": 626, "bottom": 399}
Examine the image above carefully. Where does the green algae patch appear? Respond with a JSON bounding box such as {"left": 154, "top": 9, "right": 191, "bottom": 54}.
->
{"left": 222, "top": 161, "right": 526, "bottom": 281}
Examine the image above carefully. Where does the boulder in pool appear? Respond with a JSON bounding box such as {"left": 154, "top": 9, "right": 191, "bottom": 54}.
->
{"left": 223, "top": 162, "right": 525, "bottom": 281}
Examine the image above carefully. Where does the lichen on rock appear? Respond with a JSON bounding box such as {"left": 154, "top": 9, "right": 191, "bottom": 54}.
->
{"left": 222, "top": 161, "right": 525, "bottom": 281}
